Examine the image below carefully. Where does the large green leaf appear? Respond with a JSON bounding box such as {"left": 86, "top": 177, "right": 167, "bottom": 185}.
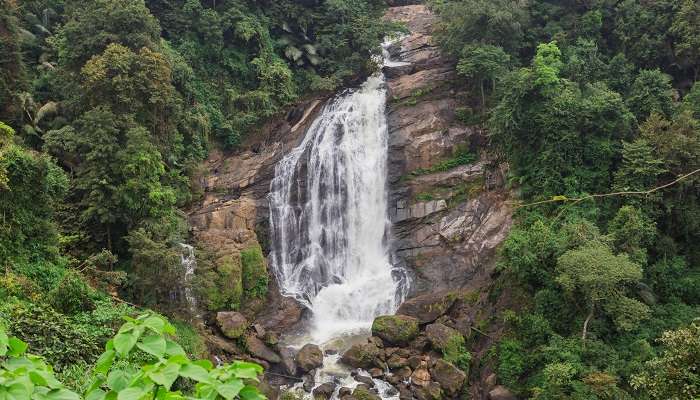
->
{"left": 137, "top": 335, "right": 166, "bottom": 358}
{"left": 164, "top": 339, "right": 185, "bottom": 357}
{"left": 215, "top": 380, "right": 245, "bottom": 400}
{"left": 113, "top": 332, "right": 138, "bottom": 356}
{"left": 238, "top": 385, "right": 266, "bottom": 400}
{"left": 44, "top": 388, "right": 81, "bottom": 400}
{"left": 147, "top": 362, "right": 180, "bottom": 390}
{"left": 94, "top": 350, "right": 116, "bottom": 375}
{"left": 107, "top": 370, "right": 130, "bottom": 392}
{"left": 178, "top": 364, "right": 210, "bottom": 382}
{"left": 116, "top": 387, "right": 146, "bottom": 400}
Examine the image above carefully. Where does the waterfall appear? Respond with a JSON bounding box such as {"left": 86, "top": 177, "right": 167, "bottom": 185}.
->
{"left": 268, "top": 55, "right": 407, "bottom": 344}
{"left": 179, "top": 243, "right": 199, "bottom": 317}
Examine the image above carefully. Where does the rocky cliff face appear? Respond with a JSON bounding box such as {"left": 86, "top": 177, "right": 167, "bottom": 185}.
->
{"left": 384, "top": 5, "right": 512, "bottom": 295}
{"left": 187, "top": 3, "right": 514, "bottom": 398}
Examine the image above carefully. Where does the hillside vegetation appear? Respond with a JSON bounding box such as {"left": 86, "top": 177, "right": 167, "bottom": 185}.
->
{"left": 431, "top": 0, "right": 699, "bottom": 398}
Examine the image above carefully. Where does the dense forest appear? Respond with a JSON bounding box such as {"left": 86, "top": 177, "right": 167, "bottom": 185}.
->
{"left": 1, "top": 0, "right": 699, "bottom": 399}
{"left": 431, "top": 0, "right": 699, "bottom": 398}
{"left": 0, "top": 0, "right": 394, "bottom": 397}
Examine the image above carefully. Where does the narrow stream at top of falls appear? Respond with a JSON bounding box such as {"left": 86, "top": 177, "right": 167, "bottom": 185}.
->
{"left": 268, "top": 41, "right": 409, "bottom": 396}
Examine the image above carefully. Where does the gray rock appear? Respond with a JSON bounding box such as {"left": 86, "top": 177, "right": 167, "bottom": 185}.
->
{"left": 303, "top": 374, "right": 315, "bottom": 392}
{"left": 340, "top": 343, "right": 382, "bottom": 369}
{"left": 397, "top": 292, "right": 457, "bottom": 323}
{"left": 216, "top": 311, "right": 249, "bottom": 339}
{"left": 312, "top": 382, "right": 336, "bottom": 400}
{"left": 413, "top": 381, "right": 442, "bottom": 400}
{"left": 425, "top": 323, "right": 463, "bottom": 352}
{"left": 339, "top": 387, "right": 352, "bottom": 397}
{"left": 278, "top": 347, "right": 298, "bottom": 376}
{"left": 297, "top": 344, "right": 323, "bottom": 372}
{"left": 354, "top": 375, "right": 375, "bottom": 387}
{"left": 245, "top": 335, "right": 281, "bottom": 364}
{"left": 430, "top": 359, "right": 466, "bottom": 396}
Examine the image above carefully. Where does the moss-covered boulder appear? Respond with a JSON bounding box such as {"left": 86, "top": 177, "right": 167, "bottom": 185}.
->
{"left": 371, "top": 315, "right": 420, "bottom": 345}
{"left": 352, "top": 386, "right": 380, "bottom": 400}
{"left": 216, "top": 311, "right": 248, "bottom": 339}
{"left": 340, "top": 342, "right": 382, "bottom": 369}
{"left": 425, "top": 323, "right": 462, "bottom": 351}
{"left": 397, "top": 291, "right": 457, "bottom": 324}
{"left": 241, "top": 244, "right": 268, "bottom": 299}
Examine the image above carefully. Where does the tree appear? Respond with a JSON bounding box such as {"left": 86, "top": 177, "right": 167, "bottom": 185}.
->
{"left": 56, "top": 0, "right": 161, "bottom": 70}
{"left": 626, "top": 69, "right": 674, "bottom": 120}
{"left": 631, "top": 321, "right": 700, "bottom": 400}
{"left": 43, "top": 107, "right": 175, "bottom": 251}
{"left": 669, "top": 0, "right": 700, "bottom": 81}
{"left": 433, "top": 0, "right": 530, "bottom": 56}
{"left": 556, "top": 241, "right": 649, "bottom": 341}
{"left": 456, "top": 44, "right": 511, "bottom": 106}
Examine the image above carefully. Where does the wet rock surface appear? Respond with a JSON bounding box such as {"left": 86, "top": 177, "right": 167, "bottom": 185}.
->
{"left": 297, "top": 343, "right": 324, "bottom": 372}
{"left": 371, "top": 315, "right": 420, "bottom": 345}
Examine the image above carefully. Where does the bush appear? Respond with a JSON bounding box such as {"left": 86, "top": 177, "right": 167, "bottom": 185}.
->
{"left": 48, "top": 270, "right": 97, "bottom": 314}
{"left": 497, "top": 338, "right": 526, "bottom": 389}
{"left": 0, "top": 299, "right": 101, "bottom": 370}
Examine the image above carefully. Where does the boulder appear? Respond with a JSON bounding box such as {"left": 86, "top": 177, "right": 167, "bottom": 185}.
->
{"left": 216, "top": 311, "right": 249, "bottom": 339}
{"left": 397, "top": 291, "right": 457, "bottom": 323}
{"left": 352, "top": 386, "right": 380, "bottom": 400}
{"left": 339, "top": 387, "right": 352, "bottom": 397}
{"left": 413, "top": 381, "right": 442, "bottom": 400}
{"left": 244, "top": 335, "right": 281, "bottom": 364}
{"left": 425, "top": 323, "right": 463, "bottom": 352}
{"left": 355, "top": 375, "right": 375, "bottom": 387}
{"left": 303, "top": 374, "right": 315, "bottom": 392}
{"left": 371, "top": 315, "right": 420, "bottom": 345}
{"left": 312, "top": 382, "right": 336, "bottom": 400}
{"left": 297, "top": 344, "right": 323, "bottom": 372}
{"left": 394, "top": 366, "right": 413, "bottom": 380}
{"left": 341, "top": 342, "right": 382, "bottom": 369}
{"left": 410, "top": 367, "right": 431, "bottom": 387}
{"left": 369, "top": 368, "right": 384, "bottom": 378}
{"left": 387, "top": 354, "right": 408, "bottom": 369}
{"left": 430, "top": 359, "right": 466, "bottom": 396}
{"left": 488, "top": 386, "right": 517, "bottom": 400}
{"left": 278, "top": 347, "right": 298, "bottom": 376}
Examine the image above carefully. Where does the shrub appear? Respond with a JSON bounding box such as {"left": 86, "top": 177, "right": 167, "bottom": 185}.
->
{"left": 48, "top": 270, "right": 97, "bottom": 315}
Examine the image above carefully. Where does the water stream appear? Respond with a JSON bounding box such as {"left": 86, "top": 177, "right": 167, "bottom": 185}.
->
{"left": 268, "top": 40, "right": 408, "bottom": 396}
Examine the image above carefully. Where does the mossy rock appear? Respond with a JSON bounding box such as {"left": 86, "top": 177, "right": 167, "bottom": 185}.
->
{"left": 371, "top": 315, "right": 420, "bottom": 345}
{"left": 241, "top": 244, "right": 268, "bottom": 299}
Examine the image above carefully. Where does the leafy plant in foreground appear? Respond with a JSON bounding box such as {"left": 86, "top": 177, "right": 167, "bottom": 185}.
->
{"left": 0, "top": 313, "right": 266, "bottom": 400}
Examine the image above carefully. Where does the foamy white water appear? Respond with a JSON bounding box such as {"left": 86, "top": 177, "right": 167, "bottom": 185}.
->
{"left": 268, "top": 46, "right": 407, "bottom": 345}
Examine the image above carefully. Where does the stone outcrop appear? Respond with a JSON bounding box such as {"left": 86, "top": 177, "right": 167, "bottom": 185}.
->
{"left": 216, "top": 311, "right": 249, "bottom": 339}
{"left": 397, "top": 291, "right": 457, "bottom": 323}
{"left": 371, "top": 315, "right": 420, "bottom": 345}
{"left": 384, "top": 5, "right": 512, "bottom": 295}
{"left": 296, "top": 344, "right": 324, "bottom": 372}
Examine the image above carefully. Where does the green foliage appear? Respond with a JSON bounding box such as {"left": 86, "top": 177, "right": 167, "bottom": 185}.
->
{"left": 626, "top": 69, "right": 674, "bottom": 119}
{"left": 240, "top": 245, "right": 268, "bottom": 300}
{"left": 441, "top": 335, "right": 471, "bottom": 374}
{"left": 0, "top": 300, "right": 102, "bottom": 370}
{"left": 631, "top": 321, "right": 700, "bottom": 399}
{"left": 0, "top": 312, "right": 265, "bottom": 400}
{"left": 48, "top": 270, "right": 98, "bottom": 315}
{"left": 497, "top": 339, "right": 525, "bottom": 390}
{"left": 405, "top": 147, "right": 476, "bottom": 179}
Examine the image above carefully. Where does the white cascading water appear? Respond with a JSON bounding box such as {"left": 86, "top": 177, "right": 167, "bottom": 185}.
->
{"left": 179, "top": 243, "right": 199, "bottom": 317}
{"left": 268, "top": 43, "right": 408, "bottom": 346}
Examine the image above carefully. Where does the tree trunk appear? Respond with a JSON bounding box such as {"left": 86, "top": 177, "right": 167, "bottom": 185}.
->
{"left": 582, "top": 306, "right": 594, "bottom": 342}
